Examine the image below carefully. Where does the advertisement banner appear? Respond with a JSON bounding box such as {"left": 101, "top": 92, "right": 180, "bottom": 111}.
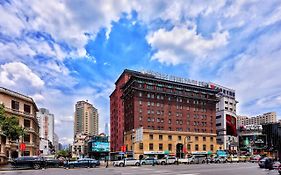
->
{"left": 92, "top": 142, "right": 110, "bottom": 152}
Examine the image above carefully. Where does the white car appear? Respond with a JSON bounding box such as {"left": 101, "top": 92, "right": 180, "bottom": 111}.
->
{"left": 158, "top": 156, "right": 178, "bottom": 165}
{"left": 113, "top": 158, "right": 140, "bottom": 167}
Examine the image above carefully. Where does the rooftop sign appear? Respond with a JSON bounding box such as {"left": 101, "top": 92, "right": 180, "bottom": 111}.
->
{"left": 141, "top": 70, "right": 209, "bottom": 88}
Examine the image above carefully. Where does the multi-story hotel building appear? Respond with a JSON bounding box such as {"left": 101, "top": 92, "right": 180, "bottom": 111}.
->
{"left": 111, "top": 70, "right": 219, "bottom": 158}
{"left": 110, "top": 72, "right": 131, "bottom": 152}
{"left": 237, "top": 112, "right": 277, "bottom": 127}
{"left": 74, "top": 100, "right": 99, "bottom": 136}
{"left": 209, "top": 83, "right": 238, "bottom": 151}
{"left": 0, "top": 87, "right": 39, "bottom": 163}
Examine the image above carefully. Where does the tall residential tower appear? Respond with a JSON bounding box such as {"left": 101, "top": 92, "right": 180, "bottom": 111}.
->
{"left": 74, "top": 100, "right": 99, "bottom": 137}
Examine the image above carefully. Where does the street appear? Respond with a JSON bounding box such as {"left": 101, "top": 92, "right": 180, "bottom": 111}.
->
{"left": 0, "top": 163, "right": 279, "bottom": 175}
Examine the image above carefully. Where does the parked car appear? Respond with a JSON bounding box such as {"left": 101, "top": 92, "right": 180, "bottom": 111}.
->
{"left": 278, "top": 164, "right": 281, "bottom": 175}
{"left": 239, "top": 156, "right": 250, "bottom": 162}
{"left": 258, "top": 157, "right": 273, "bottom": 169}
{"left": 64, "top": 158, "right": 100, "bottom": 169}
{"left": 141, "top": 157, "right": 158, "bottom": 165}
{"left": 213, "top": 156, "right": 227, "bottom": 163}
{"left": 158, "top": 156, "right": 178, "bottom": 165}
{"left": 113, "top": 158, "right": 140, "bottom": 167}
{"left": 11, "top": 156, "right": 45, "bottom": 170}
{"left": 227, "top": 155, "right": 239, "bottom": 163}
{"left": 189, "top": 155, "right": 207, "bottom": 164}
{"left": 43, "top": 157, "right": 63, "bottom": 167}
{"left": 272, "top": 161, "right": 280, "bottom": 169}
{"left": 250, "top": 155, "right": 261, "bottom": 163}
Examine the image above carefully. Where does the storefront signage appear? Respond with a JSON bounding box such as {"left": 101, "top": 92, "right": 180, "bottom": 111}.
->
{"left": 191, "top": 151, "right": 208, "bottom": 155}
{"left": 245, "top": 125, "right": 262, "bottom": 131}
{"left": 144, "top": 151, "right": 164, "bottom": 154}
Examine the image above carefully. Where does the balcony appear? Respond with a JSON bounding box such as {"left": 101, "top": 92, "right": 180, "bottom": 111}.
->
{"left": 4, "top": 107, "right": 35, "bottom": 118}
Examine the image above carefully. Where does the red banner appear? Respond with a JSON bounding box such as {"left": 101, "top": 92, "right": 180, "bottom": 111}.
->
{"left": 20, "top": 143, "right": 26, "bottom": 151}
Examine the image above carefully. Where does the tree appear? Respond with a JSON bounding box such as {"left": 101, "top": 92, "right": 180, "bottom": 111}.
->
{"left": 56, "top": 150, "right": 69, "bottom": 158}
{"left": 0, "top": 104, "right": 25, "bottom": 141}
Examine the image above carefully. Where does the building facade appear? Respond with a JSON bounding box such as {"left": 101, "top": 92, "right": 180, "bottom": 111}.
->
{"left": 74, "top": 100, "right": 99, "bottom": 136}
{"left": 37, "top": 108, "right": 55, "bottom": 155}
{"left": 110, "top": 71, "right": 131, "bottom": 152}
{"left": 238, "top": 125, "right": 267, "bottom": 155}
{"left": 210, "top": 83, "right": 238, "bottom": 151}
{"left": 72, "top": 133, "right": 90, "bottom": 158}
{"left": 116, "top": 70, "right": 219, "bottom": 159}
{"left": 88, "top": 133, "right": 109, "bottom": 160}
{"left": 237, "top": 112, "right": 277, "bottom": 126}
{"left": 0, "top": 87, "right": 40, "bottom": 163}
{"left": 262, "top": 123, "right": 281, "bottom": 160}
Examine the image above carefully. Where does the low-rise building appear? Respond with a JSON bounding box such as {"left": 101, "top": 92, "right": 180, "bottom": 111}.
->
{"left": 72, "top": 133, "right": 90, "bottom": 158}
{"left": 0, "top": 87, "right": 40, "bottom": 164}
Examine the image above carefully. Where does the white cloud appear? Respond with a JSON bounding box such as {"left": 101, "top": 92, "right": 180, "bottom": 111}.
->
{"left": 0, "top": 62, "right": 44, "bottom": 88}
{"left": 147, "top": 26, "right": 229, "bottom": 65}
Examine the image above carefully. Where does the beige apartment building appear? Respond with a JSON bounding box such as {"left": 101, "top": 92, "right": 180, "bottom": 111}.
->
{"left": 0, "top": 87, "right": 40, "bottom": 164}
{"left": 74, "top": 100, "right": 99, "bottom": 136}
{"left": 237, "top": 112, "right": 277, "bottom": 127}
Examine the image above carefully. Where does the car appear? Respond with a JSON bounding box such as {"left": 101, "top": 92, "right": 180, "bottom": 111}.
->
{"left": 64, "top": 158, "right": 100, "bottom": 169}
{"left": 278, "top": 164, "right": 281, "bottom": 175}
{"left": 11, "top": 156, "right": 45, "bottom": 170}
{"left": 43, "top": 157, "right": 63, "bottom": 167}
{"left": 213, "top": 156, "right": 227, "bottom": 163}
{"left": 239, "top": 155, "right": 250, "bottom": 162}
{"left": 250, "top": 155, "right": 261, "bottom": 163}
{"left": 113, "top": 158, "right": 140, "bottom": 167}
{"left": 189, "top": 155, "right": 207, "bottom": 164}
{"left": 158, "top": 156, "right": 178, "bottom": 165}
{"left": 258, "top": 157, "right": 273, "bottom": 169}
{"left": 272, "top": 161, "right": 280, "bottom": 169}
{"left": 227, "top": 155, "right": 239, "bottom": 163}
{"left": 141, "top": 157, "right": 158, "bottom": 165}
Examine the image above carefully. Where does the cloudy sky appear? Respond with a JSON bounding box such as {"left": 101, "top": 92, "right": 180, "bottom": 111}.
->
{"left": 0, "top": 0, "right": 281, "bottom": 145}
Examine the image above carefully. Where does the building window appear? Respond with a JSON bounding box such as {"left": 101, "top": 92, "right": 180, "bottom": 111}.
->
{"left": 195, "top": 144, "right": 199, "bottom": 151}
{"left": 187, "top": 144, "right": 191, "bottom": 151}
{"left": 210, "top": 137, "right": 213, "bottom": 142}
{"left": 159, "top": 143, "right": 163, "bottom": 151}
{"left": 149, "top": 134, "right": 153, "bottom": 140}
{"left": 159, "top": 135, "right": 163, "bottom": 140}
{"left": 168, "top": 144, "right": 172, "bottom": 151}
{"left": 210, "top": 145, "right": 214, "bottom": 151}
{"left": 11, "top": 100, "right": 19, "bottom": 111}
{"left": 24, "top": 134, "right": 30, "bottom": 143}
{"left": 203, "top": 137, "right": 206, "bottom": 141}
{"left": 139, "top": 92, "right": 142, "bottom": 97}
{"left": 24, "top": 119, "right": 30, "bottom": 128}
{"left": 149, "top": 143, "right": 153, "bottom": 151}
{"left": 24, "top": 104, "right": 31, "bottom": 114}
{"left": 203, "top": 144, "right": 206, "bottom": 151}
{"left": 216, "top": 123, "right": 221, "bottom": 126}
{"left": 195, "top": 136, "right": 198, "bottom": 141}
{"left": 178, "top": 136, "right": 182, "bottom": 141}
{"left": 168, "top": 135, "right": 172, "bottom": 141}
{"left": 139, "top": 143, "right": 143, "bottom": 150}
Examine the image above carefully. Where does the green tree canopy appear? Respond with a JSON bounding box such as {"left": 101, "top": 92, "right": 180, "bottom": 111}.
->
{"left": 0, "top": 104, "right": 25, "bottom": 141}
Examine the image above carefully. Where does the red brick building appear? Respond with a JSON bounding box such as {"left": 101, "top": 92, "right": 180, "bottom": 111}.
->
{"left": 110, "top": 70, "right": 220, "bottom": 158}
{"left": 110, "top": 70, "right": 132, "bottom": 152}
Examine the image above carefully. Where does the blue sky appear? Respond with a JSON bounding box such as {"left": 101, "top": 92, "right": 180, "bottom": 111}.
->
{"left": 0, "top": 0, "right": 281, "bottom": 144}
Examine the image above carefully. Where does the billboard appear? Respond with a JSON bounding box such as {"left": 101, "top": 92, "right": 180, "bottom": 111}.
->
{"left": 226, "top": 114, "right": 237, "bottom": 136}
{"left": 239, "top": 135, "right": 266, "bottom": 149}
{"left": 92, "top": 142, "right": 110, "bottom": 152}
